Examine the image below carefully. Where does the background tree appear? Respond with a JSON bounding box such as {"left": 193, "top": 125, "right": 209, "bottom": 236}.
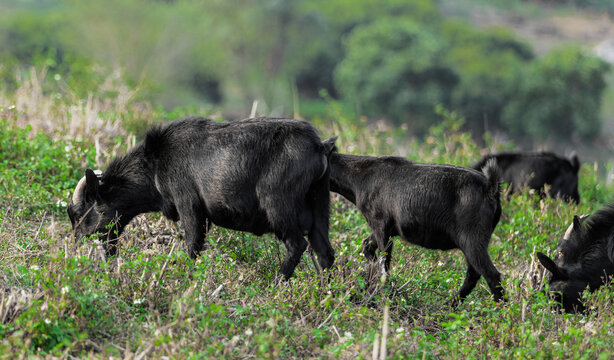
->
{"left": 334, "top": 18, "right": 458, "bottom": 134}
{"left": 502, "top": 45, "right": 610, "bottom": 142}
{"left": 442, "top": 21, "right": 534, "bottom": 134}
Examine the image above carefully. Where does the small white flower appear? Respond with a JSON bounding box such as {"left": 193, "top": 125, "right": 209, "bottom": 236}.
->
{"left": 245, "top": 328, "right": 253, "bottom": 336}
{"left": 56, "top": 200, "right": 68, "bottom": 208}
{"left": 438, "top": 261, "right": 444, "bottom": 266}
{"left": 396, "top": 327, "right": 405, "bottom": 333}
{"left": 133, "top": 298, "right": 143, "bottom": 305}
{"left": 30, "top": 265, "right": 40, "bottom": 271}
{"left": 344, "top": 331, "right": 353, "bottom": 339}
{"left": 54, "top": 74, "right": 61, "bottom": 81}
{"left": 61, "top": 286, "right": 69, "bottom": 295}
{"left": 44, "top": 319, "right": 51, "bottom": 324}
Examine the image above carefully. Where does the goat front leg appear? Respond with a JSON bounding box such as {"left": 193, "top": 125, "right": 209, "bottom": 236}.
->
{"left": 177, "top": 202, "right": 208, "bottom": 259}
{"left": 279, "top": 232, "right": 308, "bottom": 280}
{"left": 362, "top": 230, "right": 393, "bottom": 272}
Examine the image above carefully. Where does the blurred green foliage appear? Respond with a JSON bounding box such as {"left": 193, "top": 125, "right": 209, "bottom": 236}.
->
{"left": 0, "top": 0, "right": 610, "bottom": 142}
{"left": 0, "top": 9, "right": 102, "bottom": 97}
{"left": 442, "top": 21, "right": 534, "bottom": 134}
{"left": 502, "top": 46, "right": 610, "bottom": 140}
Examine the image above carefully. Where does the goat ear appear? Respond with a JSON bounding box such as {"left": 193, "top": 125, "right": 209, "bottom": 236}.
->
{"left": 571, "top": 215, "right": 587, "bottom": 238}
{"left": 573, "top": 215, "right": 583, "bottom": 229}
{"left": 84, "top": 168, "right": 100, "bottom": 202}
{"left": 537, "top": 252, "right": 568, "bottom": 280}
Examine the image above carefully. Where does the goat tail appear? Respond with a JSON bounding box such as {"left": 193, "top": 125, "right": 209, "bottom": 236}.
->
{"left": 322, "top": 136, "right": 338, "bottom": 157}
{"left": 317, "top": 136, "right": 338, "bottom": 180}
{"left": 482, "top": 158, "right": 501, "bottom": 202}
{"left": 472, "top": 154, "right": 491, "bottom": 171}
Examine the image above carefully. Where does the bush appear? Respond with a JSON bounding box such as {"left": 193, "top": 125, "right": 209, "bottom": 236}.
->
{"left": 442, "top": 21, "right": 534, "bottom": 134}
{"left": 293, "top": 0, "right": 441, "bottom": 99}
{"left": 334, "top": 18, "right": 458, "bottom": 134}
{"left": 502, "top": 46, "right": 610, "bottom": 141}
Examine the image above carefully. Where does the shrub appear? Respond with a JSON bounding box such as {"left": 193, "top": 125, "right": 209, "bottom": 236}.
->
{"left": 334, "top": 18, "right": 458, "bottom": 134}
{"left": 502, "top": 45, "right": 610, "bottom": 141}
{"left": 442, "top": 21, "right": 534, "bottom": 134}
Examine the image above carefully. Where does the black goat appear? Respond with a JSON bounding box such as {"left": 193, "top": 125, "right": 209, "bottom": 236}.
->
{"left": 537, "top": 205, "right": 614, "bottom": 313}
{"left": 329, "top": 153, "right": 504, "bottom": 304}
{"left": 473, "top": 151, "right": 580, "bottom": 203}
{"left": 68, "top": 116, "right": 337, "bottom": 279}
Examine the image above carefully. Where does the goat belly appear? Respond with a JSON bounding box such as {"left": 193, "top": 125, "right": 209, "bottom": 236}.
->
{"left": 400, "top": 225, "right": 457, "bottom": 250}
{"left": 206, "top": 204, "right": 270, "bottom": 235}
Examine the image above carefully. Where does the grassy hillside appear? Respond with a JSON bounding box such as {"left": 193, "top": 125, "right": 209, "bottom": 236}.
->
{"left": 1, "top": 78, "right": 614, "bottom": 358}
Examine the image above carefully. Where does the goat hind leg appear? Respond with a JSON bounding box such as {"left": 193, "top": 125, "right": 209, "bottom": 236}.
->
{"left": 463, "top": 243, "right": 504, "bottom": 302}
{"left": 448, "top": 263, "right": 481, "bottom": 306}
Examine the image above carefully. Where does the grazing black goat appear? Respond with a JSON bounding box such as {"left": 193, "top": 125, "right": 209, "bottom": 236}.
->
{"left": 473, "top": 152, "right": 580, "bottom": 203}
{"left": 68, "top": 116, "right": 337, "bottom": 279}
{"left": 538, "top": 205, "right": 614, "bottom": 313}
{"left": 329, "top": 153, "right": 504, "bottom": 304}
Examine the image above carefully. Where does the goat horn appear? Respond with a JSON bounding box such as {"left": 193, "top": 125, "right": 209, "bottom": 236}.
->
{"left": 563, "top": 222, "right": 574, "bottom": 240}
{"left": 72, "top": 170, "right": 103, "bottom": 204}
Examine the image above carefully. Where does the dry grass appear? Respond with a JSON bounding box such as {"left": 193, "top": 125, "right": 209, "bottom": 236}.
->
{"left": 0, "top": 67, "right": 157, "bottom": 167}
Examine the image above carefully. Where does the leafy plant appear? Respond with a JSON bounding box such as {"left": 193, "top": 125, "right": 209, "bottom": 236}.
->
{"left": 0, "top": 117, "right": 96, "bottom": 216}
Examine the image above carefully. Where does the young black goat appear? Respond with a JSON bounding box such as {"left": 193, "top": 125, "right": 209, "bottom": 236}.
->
{"left": 537, "top": 205, "right": 614, "bottom": 313}
{"left": 330, "top": 153, "right": 504, "bottom": 304}
{"left": 473, "top": 152, "right": 580, "bottom": 203}
{"left": 68, "top": 117, "right": 337, "bottom": 280}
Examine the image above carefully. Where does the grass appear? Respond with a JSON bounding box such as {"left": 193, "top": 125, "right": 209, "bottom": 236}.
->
{"left": 1, "top": 70, "right": 614, "bottom": 359}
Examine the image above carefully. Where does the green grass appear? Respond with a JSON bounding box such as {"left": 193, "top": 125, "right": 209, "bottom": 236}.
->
{"left": 1, "top": 103, "right": 614, "bottom": 359}
{"left": 0, "top": 118, "right": 96, "bottom": 217}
